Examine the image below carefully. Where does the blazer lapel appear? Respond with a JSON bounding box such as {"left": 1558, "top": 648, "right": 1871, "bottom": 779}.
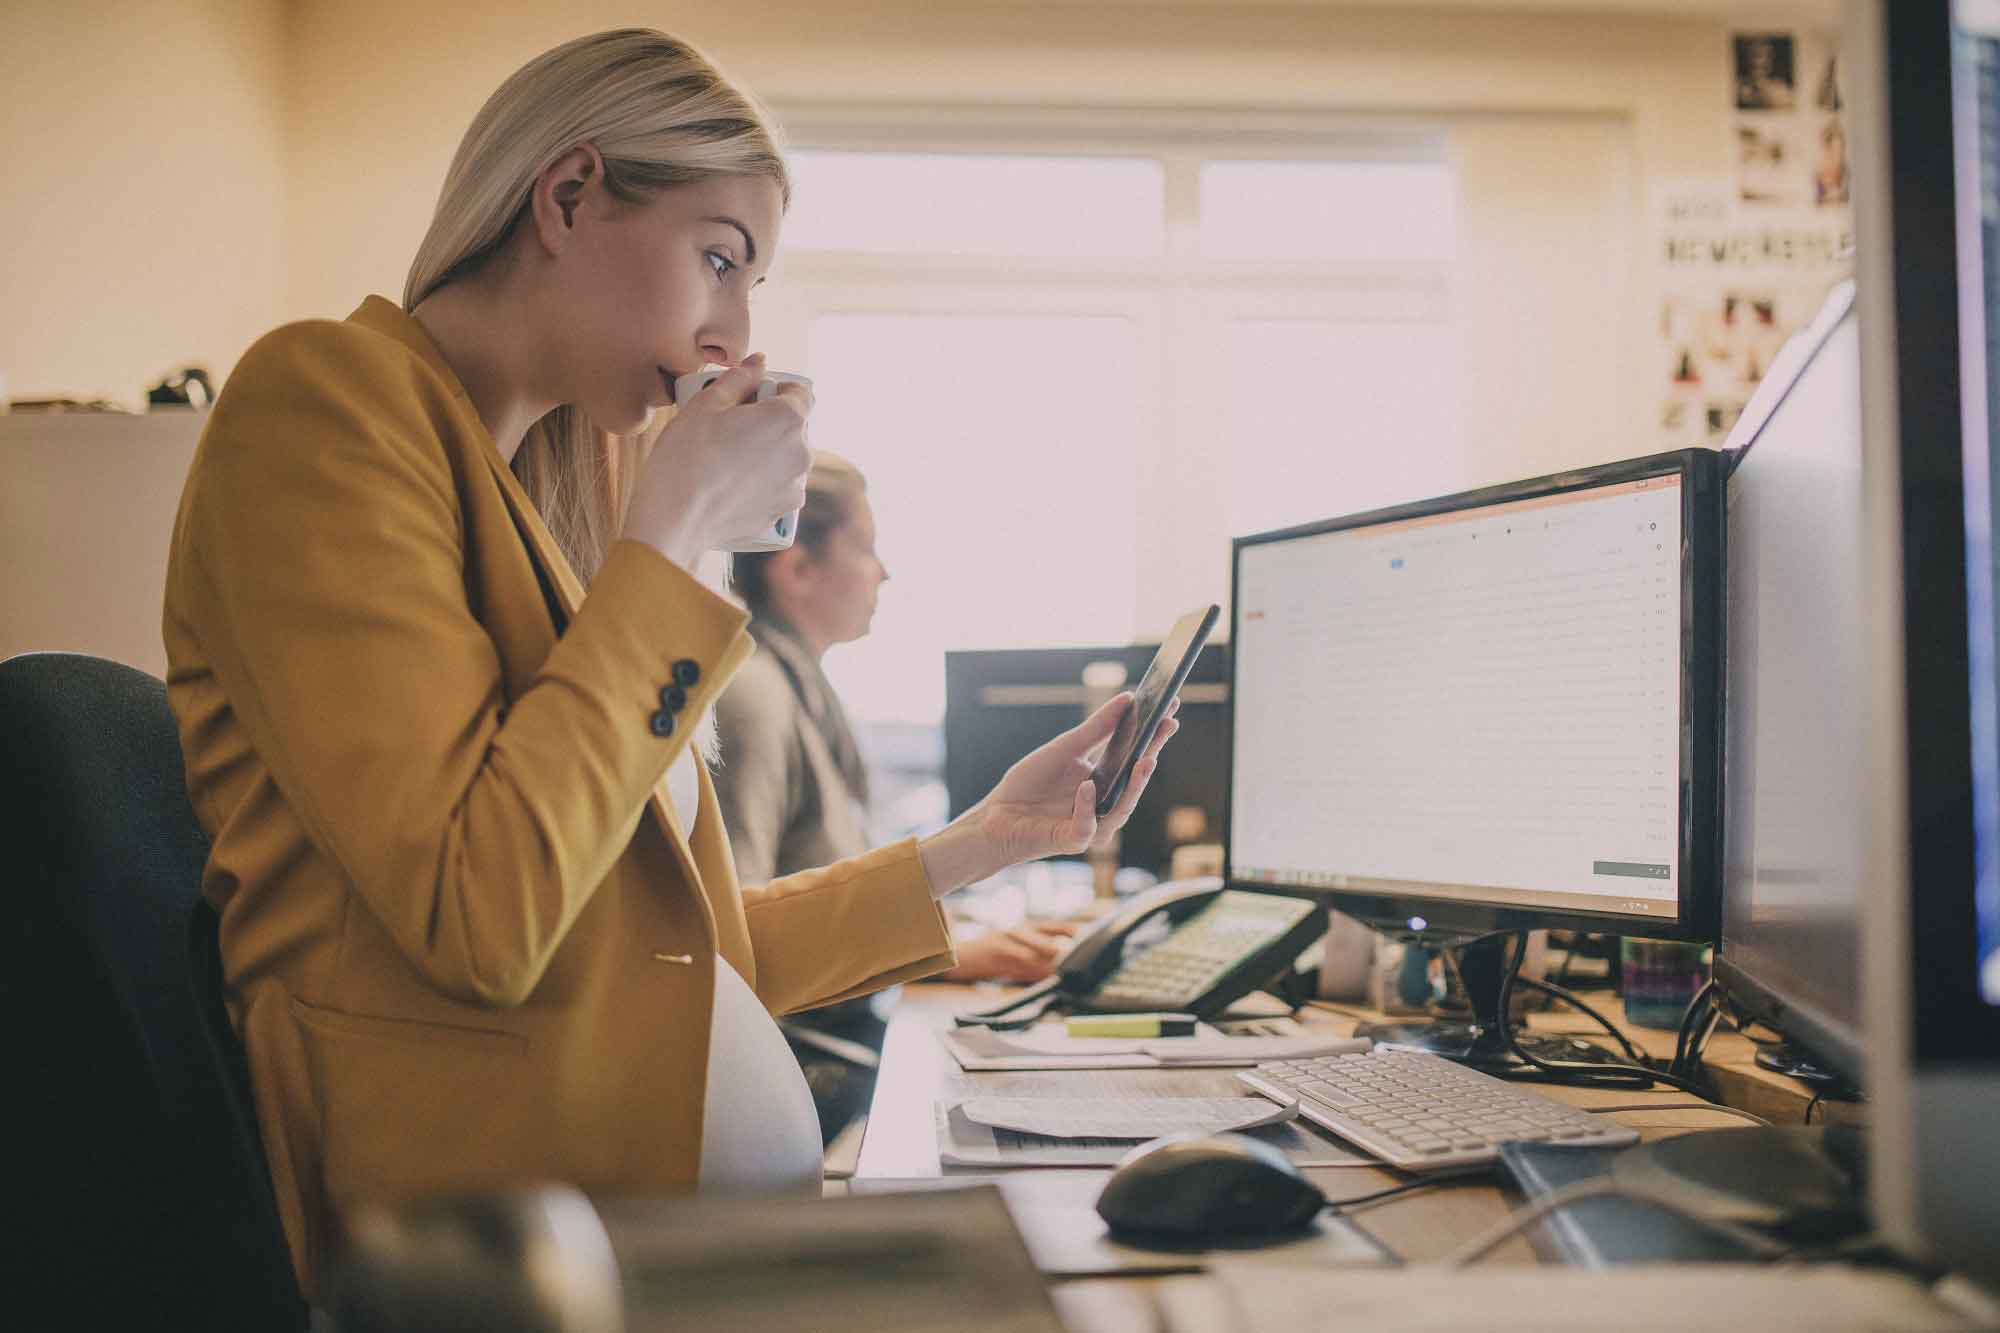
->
{"left": 343, "top": 297, "right": 719, "bottom": 943}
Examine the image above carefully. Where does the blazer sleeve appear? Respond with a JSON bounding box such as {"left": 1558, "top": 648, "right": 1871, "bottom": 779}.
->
{"left": 174, "top": 323, "right": 751, "bottom": 1008}
{"left": 709, "top": 658, "right": 798, "bottom": 890}
{"left": 743, "top": 839, "right": 958, "bottom": 1017}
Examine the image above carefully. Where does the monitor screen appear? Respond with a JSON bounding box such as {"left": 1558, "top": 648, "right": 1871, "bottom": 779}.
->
{"left": 1227, "top": 452, "right": 1720, "bottom": 940}
{"left": 1716, "top": 282, "right": 1866, "bottom": 1081}
{"left": 1957, "top": 9, "right": 2000, "bottom": 1007}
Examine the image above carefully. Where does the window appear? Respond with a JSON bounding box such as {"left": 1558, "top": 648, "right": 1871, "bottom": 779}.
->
{"left": 758, "top": 135, "right": 1460, "bottom": 725}
{"left": 1199, "top": 160, "right": 1457, "bottom": 262}
{"left": 785, "top": 151, "right": 1165, "bottom": 257}
{"left": 804, "top": 312, "right": 1143, "bottom": 727}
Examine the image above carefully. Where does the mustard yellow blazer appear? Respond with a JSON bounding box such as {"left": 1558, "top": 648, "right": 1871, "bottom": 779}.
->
{"left": 162, "top": 296, "right": 955, "bottom": 1296}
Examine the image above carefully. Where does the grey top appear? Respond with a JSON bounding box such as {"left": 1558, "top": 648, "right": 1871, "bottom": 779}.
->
{"left": 711, "top": 614, "right": 872, "bottom": 887}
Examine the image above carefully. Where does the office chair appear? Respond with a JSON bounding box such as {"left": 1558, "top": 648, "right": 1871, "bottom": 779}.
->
{"left": 0, "top": 652, "right": 306, "bottom": 1331}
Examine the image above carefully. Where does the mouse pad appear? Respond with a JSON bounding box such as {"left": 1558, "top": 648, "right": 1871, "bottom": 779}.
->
{"left": 847, "top": 1174, "right": 1394, "bottom": 1277}
{"left": 1011, "top": 1198, "right": 1393, "bottom": 1276}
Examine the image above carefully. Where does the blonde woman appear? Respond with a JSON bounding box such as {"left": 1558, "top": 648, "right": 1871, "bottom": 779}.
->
{"left": 163, "top": 29, "right": 1175, "bottom": 1298}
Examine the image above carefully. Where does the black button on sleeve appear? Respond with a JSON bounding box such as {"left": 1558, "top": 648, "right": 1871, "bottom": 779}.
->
{"left": 672, "top": 658, "right": 701, "bottom": 688}
{"left": 659, "top": 684, "right": 688, "bottom": 713}
{"left": 649, "top": 710, "right": 677, "bottom": 738}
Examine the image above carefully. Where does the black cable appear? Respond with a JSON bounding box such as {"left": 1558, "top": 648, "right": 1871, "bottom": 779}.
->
{"left": 1494, "top": 932, "right": 1712, "bottom": 1097}
{"left": 1805, "top": 1090, "right": 1824, "bottom": 1125}
{"left": 1550, "top": 934, "right": 1579, "bottom": 990}
{"left": 1670, "top": 979, "right": 1717, "bottom": 1079}
{"left": 1684, "top": 1005, "right": 1726, "bottom": 1080}
{"left": 1515, "top": 975, "right": 1650, "bottom": 1064}
{"left": 1322, "top": 1176, "right": 1457, "bottom": 1211}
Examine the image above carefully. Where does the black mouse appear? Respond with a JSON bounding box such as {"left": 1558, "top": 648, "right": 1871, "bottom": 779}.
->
{"left": 1095, "top": 1131, "right": 1326, "bottom": 1241}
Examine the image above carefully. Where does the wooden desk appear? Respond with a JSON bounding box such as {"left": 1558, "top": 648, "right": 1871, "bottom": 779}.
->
{"left": 850, "top": 984, "right": 1841, "bottom": 1333}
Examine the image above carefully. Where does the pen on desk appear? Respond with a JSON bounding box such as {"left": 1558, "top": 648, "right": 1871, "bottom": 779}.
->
{"left": 1064, "top": 1013, "right": 1199, "bottom": 1038}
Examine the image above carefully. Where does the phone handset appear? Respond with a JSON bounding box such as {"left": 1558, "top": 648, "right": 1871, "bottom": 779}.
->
{"left": 951, "top": 878, "right": 1224, "bottom": 1030}
{"left": 1054, "top": 877, "right": 1226, "bottom": 991}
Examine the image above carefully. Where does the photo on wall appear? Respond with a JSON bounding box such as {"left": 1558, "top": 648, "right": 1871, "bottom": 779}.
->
{"left": 1813, "top": 118, "right": 1851, "bottom": 207}
{"left": 1737, "top": 122, "right": 1802, "bottom": 207}
{"left": 1735, "top": 32, "right": 1797, "bottom": 110}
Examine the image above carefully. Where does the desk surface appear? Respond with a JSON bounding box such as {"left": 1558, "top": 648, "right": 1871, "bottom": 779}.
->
{"left": 850, "top": 984, "right": 1844, "bottom": 1333}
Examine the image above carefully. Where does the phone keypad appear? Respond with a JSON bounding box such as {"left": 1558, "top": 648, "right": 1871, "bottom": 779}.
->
{"left": 1093, "top": 891, "right": 1316, "bottom": 1010}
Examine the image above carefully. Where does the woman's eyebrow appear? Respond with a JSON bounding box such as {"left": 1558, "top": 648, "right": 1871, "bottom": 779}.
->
{"left": 703, "top": 216, "right": 758, "bottom": 264}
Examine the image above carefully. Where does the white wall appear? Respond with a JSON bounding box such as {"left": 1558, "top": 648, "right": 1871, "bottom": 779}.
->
{"left": 282, "top": 2, "right": 1742, "bottom": 323}
{"left": 0, "top": 0, "right": 288, "bottom": 407}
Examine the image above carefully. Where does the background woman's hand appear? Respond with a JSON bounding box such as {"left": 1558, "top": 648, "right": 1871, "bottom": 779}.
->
{"left": 938, "top": 921, "right": 1080, "bottom": 984}
{"left": 621, "top": 353, "right": 814, "bottom": 570}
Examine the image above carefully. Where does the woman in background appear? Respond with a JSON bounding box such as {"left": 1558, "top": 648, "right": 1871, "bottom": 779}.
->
{"left": 714, "top": 452, "right": 1078, "bottom": 1141}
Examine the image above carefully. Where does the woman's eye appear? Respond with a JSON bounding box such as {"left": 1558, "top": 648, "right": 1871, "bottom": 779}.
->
{"left": 705, "top": 251, "right": 736, "bottom": 281}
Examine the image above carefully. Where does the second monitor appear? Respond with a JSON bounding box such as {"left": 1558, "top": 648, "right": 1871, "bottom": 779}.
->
{"left": 1226, "top": 449, "right": 1723, "bottom": 1071}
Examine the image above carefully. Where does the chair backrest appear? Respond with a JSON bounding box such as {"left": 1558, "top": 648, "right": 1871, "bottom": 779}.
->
{"left": 0, "top": 651, "right": 306, "bottom": 1330}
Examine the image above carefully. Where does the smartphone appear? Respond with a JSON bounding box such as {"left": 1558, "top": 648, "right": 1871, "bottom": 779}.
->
{"left": 1088, "top": 604, "right": 1220, "bottom": 816}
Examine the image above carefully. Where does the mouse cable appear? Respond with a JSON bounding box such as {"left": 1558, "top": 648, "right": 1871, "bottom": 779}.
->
{"left": 1439, "top": 1178, "right": 1795, "bottom": 1267}
{"left": 1323, "top": 1171, "right": 1485, "bottom": 1214}
{"left": 1513, "top": 975, "right": 1651, "bottom": 1064}
{"left": 1494, "top": 934, "right": 1712, "bottom": 1098}
{"left": 1580, "top": 1102, "right": 1771, "bottom": 1127}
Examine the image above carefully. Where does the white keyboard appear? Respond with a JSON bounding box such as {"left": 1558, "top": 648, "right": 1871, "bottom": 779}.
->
{"left": 955, "top": 1095, "right": 1296, "bottom": 1140}
{"left": 1239, "top": 1049, "right": 1638, "bottom": 1170}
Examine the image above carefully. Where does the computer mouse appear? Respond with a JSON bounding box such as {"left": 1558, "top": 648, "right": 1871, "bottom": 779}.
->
{"left": 1095, "top": 1131, "right": 1326, "bottom": 1241}
{"left": 329, "top": 1185, "right": 625, "bottom": 1333}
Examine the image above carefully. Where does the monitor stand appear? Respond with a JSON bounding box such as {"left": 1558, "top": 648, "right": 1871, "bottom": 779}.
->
{"left": 1353, "top": 934, "right": 1628, "bottom": 1079}
{"left": 1752, "top": 1040, "right": 1848, "bottom": 1087}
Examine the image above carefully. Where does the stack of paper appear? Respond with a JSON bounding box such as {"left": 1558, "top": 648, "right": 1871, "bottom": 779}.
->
{"left": 933, "top": 1102, "right": 1368, "bottom": 1169}
{"left": 957, "top": 1095, "right": 1299, "bottom": 1139}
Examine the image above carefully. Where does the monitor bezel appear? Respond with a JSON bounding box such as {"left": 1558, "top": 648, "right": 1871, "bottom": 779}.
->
{"left": 1222, "top": 448, "right": 1723, "bottom": 944}
{"left": 1884, "top": 0, "right": 2000, "bottom": 1066}
{"left": 1709, "top": 284, "right": 1868, "bottom": 1090}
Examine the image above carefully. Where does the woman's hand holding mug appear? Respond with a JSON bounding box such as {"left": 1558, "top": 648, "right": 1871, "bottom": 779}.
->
{"left": 623, "top": 353, "right": 813, "bottom": 571}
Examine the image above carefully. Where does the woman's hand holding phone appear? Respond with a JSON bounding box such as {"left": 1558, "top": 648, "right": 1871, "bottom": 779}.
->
{"left": 621, "top": 353, "right": 813, "bottom": 571}
{"left": 917, "top": 691, "right": 1181, "bottom": 897}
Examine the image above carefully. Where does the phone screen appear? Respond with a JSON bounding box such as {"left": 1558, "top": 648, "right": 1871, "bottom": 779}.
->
{"left": 1088, "top": 604, "right": 1220, "bottom": 816}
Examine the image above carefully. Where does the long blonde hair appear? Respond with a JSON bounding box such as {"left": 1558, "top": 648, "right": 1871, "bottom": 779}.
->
{"left": 404, "top": 29, "right": 791, "bottom": 580}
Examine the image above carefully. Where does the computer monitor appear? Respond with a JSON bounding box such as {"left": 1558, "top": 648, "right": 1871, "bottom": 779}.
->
{"left": 1851, "top": 0, "right": 2000, "bottom": 1281}
{"left": 943, "top": 643, "right": 1230, "bottom": 878}
{"left": 1714, "top": 279, "right": 1868, "bottom": 1092}
{"left": 1225, "top": 449, "right": 1722, "bottom": 1070}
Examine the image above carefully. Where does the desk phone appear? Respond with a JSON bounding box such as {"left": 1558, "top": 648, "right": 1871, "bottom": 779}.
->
{"left": 957, "top": 880, "right": 1325, "bottom": 1030}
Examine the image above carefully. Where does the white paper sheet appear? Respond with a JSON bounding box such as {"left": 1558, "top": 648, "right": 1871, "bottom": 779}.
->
{"left": 957, "top": 1095, "right": 1298, "bottom": 1140}
{"left": 933, "top": 1104, "right": 1372, "bottom": 1170}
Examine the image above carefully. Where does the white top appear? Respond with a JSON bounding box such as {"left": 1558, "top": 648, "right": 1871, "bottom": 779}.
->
{"left": 669, "top": 747, "right": 822, "bottom": 1195}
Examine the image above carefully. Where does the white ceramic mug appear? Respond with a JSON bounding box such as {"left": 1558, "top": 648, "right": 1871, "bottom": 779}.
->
{"left": 671, "top": 368, "right": 812, "bottom": 552}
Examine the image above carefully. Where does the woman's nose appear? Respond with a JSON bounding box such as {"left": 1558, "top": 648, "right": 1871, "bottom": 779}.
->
{"left": 701, "top": 295, "right": 754, "bottom": 367}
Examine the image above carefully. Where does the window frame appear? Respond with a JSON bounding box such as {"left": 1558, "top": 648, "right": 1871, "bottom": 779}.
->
{"left": 760, "top": 108, "right": 1462, "bottom": 720}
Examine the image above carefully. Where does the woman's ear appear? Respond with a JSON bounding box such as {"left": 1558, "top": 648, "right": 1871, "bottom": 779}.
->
{"left": 529, "top": 144, "right": 605, "bottom": 253}
{"left": 767, "top": 543, "right": 819, "bottom": 601}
